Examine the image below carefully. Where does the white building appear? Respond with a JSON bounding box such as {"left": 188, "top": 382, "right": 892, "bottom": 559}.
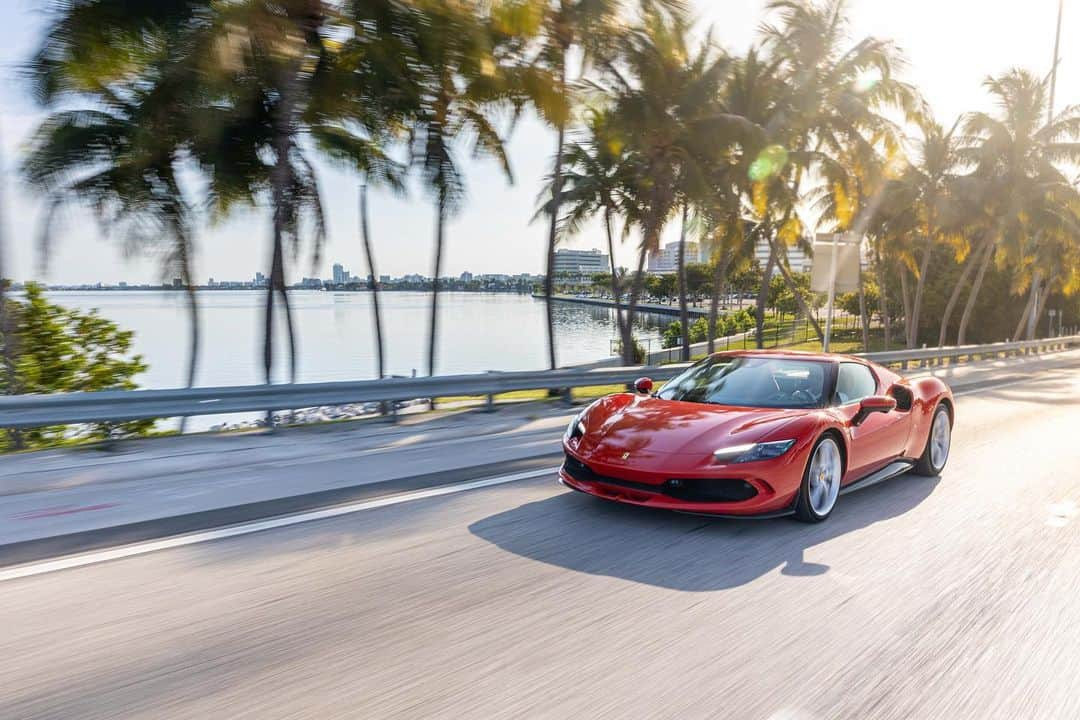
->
{"left": 753, "top": 236, "right": 812, "bottom": 275}
{"left": 647, "top": 241, "right": 707, "bottom": 274}
{"left": 552, "top": 248, "right": 610, "bottom": 276}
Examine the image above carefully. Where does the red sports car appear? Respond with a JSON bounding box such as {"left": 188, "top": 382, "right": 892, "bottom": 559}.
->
{"left": 559, "top": 350, "right": 953, "bottom": 522}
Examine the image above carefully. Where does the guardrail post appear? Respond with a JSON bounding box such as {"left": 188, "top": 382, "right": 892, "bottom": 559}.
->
{"left": 485, "top": 371, "right": 497, "bottom": 412}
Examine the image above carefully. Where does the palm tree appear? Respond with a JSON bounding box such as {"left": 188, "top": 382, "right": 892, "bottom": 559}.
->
{"left": 602, "top": 5, "right": 748, "bottom": 363}
{"left": 894, "top": 117, "right": 964, "bottom": 347}
{"left": 398, "top": 0, "right": 517, "bottom": 377}
{"left": 533, "top": 0, "right": 624, "bottom": 371}
{"left": 600, "top": 5, "right": 693, "bottom": 363}
{"left": 188, "top": 1, "right": 378, "bottom": 403}
{"left": 701, "top": 203, "right": 754, "bottom": 354}
{"left": 669, "top": 34, "right": 733, "bottom": 361}
{"left": 955, "top": 69, "right": 1080, "bottom": 344}
{"left": 28, "top": 1, "right": 209, "bottom": 429}
{"left": 546, "top": 108, "right": 631, "bottom": 348}
{"left": 716, "top": 46, "right": 793, "bottom": 348}
{"left": 759, "top": 0, "right": 914, "bottom": 343}
{"left": 311, "top": 3, "right": 415, "bottom": 382}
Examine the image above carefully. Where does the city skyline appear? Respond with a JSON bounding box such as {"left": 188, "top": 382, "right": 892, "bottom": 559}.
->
{"left": 0, "top": 1, "right": 1073, "bottom": 285}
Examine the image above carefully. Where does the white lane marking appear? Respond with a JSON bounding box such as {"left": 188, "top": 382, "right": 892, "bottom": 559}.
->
{"left": 0, "top": 466, "right": 558, "bottom": 583}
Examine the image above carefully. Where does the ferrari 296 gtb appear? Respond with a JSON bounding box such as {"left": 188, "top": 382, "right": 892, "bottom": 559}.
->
{"left": 559, "top": 351, "right": 953, "bottom": 522}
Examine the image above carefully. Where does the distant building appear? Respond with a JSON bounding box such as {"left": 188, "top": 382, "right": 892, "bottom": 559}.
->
{"left": 647, "top": 241, "right": 707, "bottom": 274}
{"left": 379, "top": 275, "right": 391, "bottom": 284}
{"left": 253, "top": 272, "right": 267, "bottom": 288}
{"left": 332, "top": 263, "right": 350, "bottom": 284}
{"left": 553, "top": 248, "right": 609, "bottom": 276}
{"left": 299, "top": 277, "right": 323, "bottom": 289}
{"left": 753, "top": 236, "right": 812, "bottom": 276}
{"left": 460, "top": 271, "right": 474, "bottom": 282}
{"left": 172, "top": 278, "right": 183, "bottom": 288}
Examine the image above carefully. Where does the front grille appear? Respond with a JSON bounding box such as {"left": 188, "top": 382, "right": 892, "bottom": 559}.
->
{"left": 563, "top": 453, "right": 757, "bottom": 504}
{"left": 562, "top": 454, "right": 662, "bottom": 493}
{"left": 662, "top": 478, "right": 758, "bottom": 503}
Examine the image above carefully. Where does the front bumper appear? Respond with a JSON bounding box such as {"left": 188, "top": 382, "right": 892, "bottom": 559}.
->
{"left": 559, "top": 448, "right": 802, "bottom": 517}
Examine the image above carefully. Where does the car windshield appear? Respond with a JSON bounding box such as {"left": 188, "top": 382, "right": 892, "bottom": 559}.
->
{"left": 657, "top": 356, "right": 828, "bottom": 409}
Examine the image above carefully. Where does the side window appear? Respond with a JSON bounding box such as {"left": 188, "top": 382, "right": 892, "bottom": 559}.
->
{"left": 834, "top": 363, "right": 877, "bottom": 405}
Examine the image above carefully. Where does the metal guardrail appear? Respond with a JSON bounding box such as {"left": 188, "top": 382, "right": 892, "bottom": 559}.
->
{"left": 860, "top": 335, "right": 1080, "bottom": 368}
{"left": 0, "top": 364, "right": 692, "bottom": 429}
{"left": 0, "top": 335, "right": 1076, "bottom": 430}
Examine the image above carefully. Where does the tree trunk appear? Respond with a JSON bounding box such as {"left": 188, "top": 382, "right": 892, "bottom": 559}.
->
{"left": 909, "top": 208, "right": 936, "bottom": 348}
{"left": 877, "top": 248, "right": 891, "bottom": 350}
{"left": 769, "top": 237, "right": 824, "bottom": 340}
{"left": 938, "top": 243, "right": 982, "bottom": 347}
{"left": 857, "top": 263, "right": 870, "bottom": 351}
{"left": 604, "top": 207, "right": 625, "bottom": 348}
{"left": 360, "top": 183, "right": 385, "bottom": 380}
{"left": 265, "top": 57, "right": 302, "bottom": 426}
{"left": 899, "top": 266, "right": 912, "bottom": 344}
{"left": 1031, "top": 277, "right": 1052, "bottom": 340}
{"left": 772, "top": 164, "right": 823, "bottom": 340}
{"left": 957, "top": 240, "right": 995, "bottom": 346}
{"left": 178, "top": 228, "right": 200, "bottom": 435}
{"left": 428, "top": 196, "right": 446, "bottom": 378}
{"left": 542, "top": 63, "right": 568, "bottom": 372}
{"left": 677, "top": 203, "right": 691, "bottom": 361}
{"left": 1012, "top": 270, "right": 1040, "bottom": 342}
{"left": 708, "top": 251, "right": 732, "bottom": 354}
{"left": 262, "top": 228, "right": 284, "bottom": 424}
{"left": 755, "top": 243, "right": 776, "bottom": 349}
{"left": 622, "top": 240, "right": 650, "bottom": 365}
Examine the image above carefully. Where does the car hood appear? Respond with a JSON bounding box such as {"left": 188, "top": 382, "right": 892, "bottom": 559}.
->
{"left": 577, "top": 394, "right": 806, "bottom": 461}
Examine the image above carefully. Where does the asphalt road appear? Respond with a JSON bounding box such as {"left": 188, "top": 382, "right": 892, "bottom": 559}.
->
{"left": 3, "top": 366, "right": 1080, "bottom": 719}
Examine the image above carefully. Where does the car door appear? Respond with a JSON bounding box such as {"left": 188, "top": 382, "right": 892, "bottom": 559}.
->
{"left": 833, "top": 362, "right": 910, "bottom": 480}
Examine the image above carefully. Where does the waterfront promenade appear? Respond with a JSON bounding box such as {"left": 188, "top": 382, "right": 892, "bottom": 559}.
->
{"left": 542, "top": 292, "right": 715, "bottom": 317}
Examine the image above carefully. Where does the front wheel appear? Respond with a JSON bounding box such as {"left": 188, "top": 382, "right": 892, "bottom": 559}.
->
{"left": 794, "top": 436, "right": 843, "bottom": 523}
{"left": 913, "top": 403, "right": 951, "bottom": 477}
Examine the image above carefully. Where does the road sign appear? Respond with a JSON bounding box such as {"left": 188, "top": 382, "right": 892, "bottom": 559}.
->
{"left": 811, "top": 233, "right": 863, "bottom": 352}
{"left": 810, "top": 234, "right": 861, "bottom": 294}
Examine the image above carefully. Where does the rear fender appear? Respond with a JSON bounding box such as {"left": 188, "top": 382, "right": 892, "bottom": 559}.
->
{"left": 906, "top": 377, "right": 953, "bottom": 456}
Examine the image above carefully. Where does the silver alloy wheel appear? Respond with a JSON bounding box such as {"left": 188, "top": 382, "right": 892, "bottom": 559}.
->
{"left": 930, "top": 409, "right": 951, "bottom": 470}
{"left": 808, "top": 438, "right": 842, "bottom": 516}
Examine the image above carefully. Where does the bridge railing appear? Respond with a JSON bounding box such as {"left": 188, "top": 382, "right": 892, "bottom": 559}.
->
{"left": 0, "top": 335, "right": 1076, "bottom": 429}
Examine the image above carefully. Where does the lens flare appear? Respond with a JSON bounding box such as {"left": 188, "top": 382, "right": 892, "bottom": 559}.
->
{"left": 854, "top": 70, "right": 880, "bottom": 94}
{"left": 748, "top": 145, "right": 789, "bottom": 182}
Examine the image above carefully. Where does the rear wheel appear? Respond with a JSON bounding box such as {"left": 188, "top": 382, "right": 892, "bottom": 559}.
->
{"left": 794, "top": 436, "right": 843, "bottom": 523}
{"left": 913, "top": 404, "right": 951, "bottom": 476}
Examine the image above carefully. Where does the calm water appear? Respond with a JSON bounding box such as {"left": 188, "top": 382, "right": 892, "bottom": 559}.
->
{"left": 44, "top": 291, "right": 666, "bottom": 390}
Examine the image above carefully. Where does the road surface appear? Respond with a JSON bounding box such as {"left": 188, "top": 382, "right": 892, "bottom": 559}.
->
{"left": 3, "top": 364, "right": 1080, "bottom": 719}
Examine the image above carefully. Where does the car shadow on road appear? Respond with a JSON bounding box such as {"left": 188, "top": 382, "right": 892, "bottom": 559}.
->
{"left": 469, "top": 473, "right": 940, "bottom": 592}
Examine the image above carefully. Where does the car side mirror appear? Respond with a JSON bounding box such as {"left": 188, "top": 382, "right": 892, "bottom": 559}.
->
{"left": 634, "top": 377, "right": 654, "bottom": 395}
{"left": 853, "top": 395, "right": 897, "bottom": 425}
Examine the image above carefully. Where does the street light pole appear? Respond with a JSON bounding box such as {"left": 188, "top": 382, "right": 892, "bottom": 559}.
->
{"left": 1049, "top": 0, "right": 1065, "bottom": 121}
{"left": 823, "top": 234, "right": 839, "bottom": 353}
{"left": 1028, "top": 0, "right": 1065, "bottom": 341}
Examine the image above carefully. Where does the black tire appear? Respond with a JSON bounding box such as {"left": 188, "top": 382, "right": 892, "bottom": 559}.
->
{"left": 912, "top": 403, "right": 951, "bottom": 477}
{"left": 794, "top": 435, "right": 843, "bottom": 523}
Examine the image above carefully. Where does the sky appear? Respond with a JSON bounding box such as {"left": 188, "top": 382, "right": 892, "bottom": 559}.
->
{"left": 0, "top": 0, "right": 1074, "bottom": 285}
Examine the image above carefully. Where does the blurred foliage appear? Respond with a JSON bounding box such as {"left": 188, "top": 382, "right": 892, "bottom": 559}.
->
{"left": 1, "top": 285, "right": 150, "bottom": 451}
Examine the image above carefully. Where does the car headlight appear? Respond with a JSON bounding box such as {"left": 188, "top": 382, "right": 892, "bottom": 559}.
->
{"left": 713, "top": 439, "right": 796, "bottom": 464}
{"left": 565, "top": 413, "right": 586, "bottom": 441}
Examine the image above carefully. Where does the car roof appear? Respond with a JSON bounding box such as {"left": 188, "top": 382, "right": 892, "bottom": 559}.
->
{"left": 706, "top": 349, "right": 868, "bottom": 364}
